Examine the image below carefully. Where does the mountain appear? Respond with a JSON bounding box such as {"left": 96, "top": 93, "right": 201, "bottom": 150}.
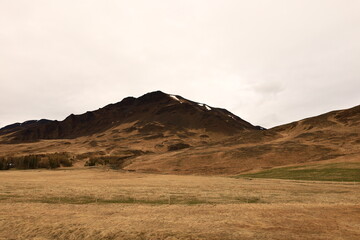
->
{"left": 0, "top": 119, "right": 53, "bottom": 136}
{"left": 120, "top": 104, "right": 360, "bottom": 174}
{"left": 0, "top": 91, "right": 259, "bottom": 143}
{"left": 0, "top": 91, "right": 359, "bottom": 175}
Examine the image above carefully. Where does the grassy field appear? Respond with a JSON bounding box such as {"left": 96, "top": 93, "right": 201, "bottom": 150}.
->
{"left": 0, "top": 168, "right": 360, "bottom": 239}
{"left": 237, "top": 162, "right": 360, "bottom": 182}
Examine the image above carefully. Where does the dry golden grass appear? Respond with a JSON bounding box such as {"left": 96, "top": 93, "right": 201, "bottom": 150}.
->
{"left": 0, "top": 168, "right": 360, "bottom": 239}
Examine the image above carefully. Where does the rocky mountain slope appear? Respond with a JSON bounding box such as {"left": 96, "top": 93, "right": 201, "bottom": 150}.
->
{"left": 130, "top": 104, "right": 360, "bottom": 174}
{"left": 0, "top": 91, "right": 259, "bottom": 143}
{"left": 0, "top": 91, "right": 359, "bottom": 174}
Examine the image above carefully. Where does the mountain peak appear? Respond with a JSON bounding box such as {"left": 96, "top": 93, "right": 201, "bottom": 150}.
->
{"left": 136, "top": 91, "right": 170, "bottom": 104}
{"left": 0, "top": 91, "right": 260, "bottom": 142}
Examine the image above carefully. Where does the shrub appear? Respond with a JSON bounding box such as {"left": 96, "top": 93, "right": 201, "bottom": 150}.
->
{"left": 5, "top": 155, "right": 41, "bottom": 170}
{"left": 168, "top": 143, "right": 191, "bottom": 151}
{"left": 0, "top": 157, "right": 9, "bottom": 170}
{"left": 47, "top": 152, "right": 72, "bottom": 168}
{"left": 0, "top": 152, "right": 73, "bottom": 170}
{"left": 84, "top": 155, "right": 131, "bottom": 169}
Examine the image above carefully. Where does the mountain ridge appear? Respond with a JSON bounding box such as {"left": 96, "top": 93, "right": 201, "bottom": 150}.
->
{"left": 0, "top": 91, "right": 359, "bottom": 175}
{"left": 0, "top": 91, "right": 260, "bottom": 143}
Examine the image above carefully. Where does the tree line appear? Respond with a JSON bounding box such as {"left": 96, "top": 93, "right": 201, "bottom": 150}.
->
{"left": 0, "top": 152, "right": 73, "bottom": 170}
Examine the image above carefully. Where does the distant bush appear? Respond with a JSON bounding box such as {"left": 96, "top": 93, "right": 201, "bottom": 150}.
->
{"left": 76, "top": 151, "right": 106, "bottom": 160}
{"left": 76, "top": 152, "right": 92, "bottom": 160}
{"left": 0, "top": 157, "right": 10, "bottom": 170}
{"left": 84, "top": 158, "right": 97, "bottom": 167}
{"left": 168, "top": 143, "right": 191, "bottom": 151}
{"left": 49, "top": 157, "right": 61, "bottom": 168}
{"left": 47, "top": 152, "right": 72, "bottom": 168}
{"left": 0, "top": 152, "right": 73, "bottom": 170}
{"left": 89, "top": 141, "right": 98, "bottom": 147}
{"left": 84, "top": 155, "right": 131, "bottom": 169}
{"left": 5, "top": 155, "right": 41, "bottom": 170}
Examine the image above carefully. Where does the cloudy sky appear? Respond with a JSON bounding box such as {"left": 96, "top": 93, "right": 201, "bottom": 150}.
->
{"left": 1, "top": 0, "right": 359, "bottom": 128}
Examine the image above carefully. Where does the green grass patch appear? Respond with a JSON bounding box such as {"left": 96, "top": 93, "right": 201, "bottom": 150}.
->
{"left": 235, "top": 162, "right": 360, "bottom": 182}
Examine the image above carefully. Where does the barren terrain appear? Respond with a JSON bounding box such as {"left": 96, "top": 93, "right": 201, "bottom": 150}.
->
{"left": 1, "top": 92, "right": 359, "bottom": 239}
{"left": 1, "top": 168, "right": 360, "bottom": 240}
{"left": 0, "top": 93, "right": 359, "bottom": 175}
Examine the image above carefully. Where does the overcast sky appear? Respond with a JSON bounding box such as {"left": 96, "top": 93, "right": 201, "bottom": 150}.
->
{"left": 1, "top": 0, "right": 359, "bottom": 128}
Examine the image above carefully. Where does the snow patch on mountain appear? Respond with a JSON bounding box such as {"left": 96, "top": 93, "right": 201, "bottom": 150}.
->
{"left": 198, "top": 103, "right": 211, "bottom": 110}
{"left": 169, "top": 95, "right": 182, "bottom": 103}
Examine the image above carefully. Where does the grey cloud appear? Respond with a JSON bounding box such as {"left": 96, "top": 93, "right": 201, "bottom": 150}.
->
{"left": 0, "top": 0, "right": 359, "bottom": 129}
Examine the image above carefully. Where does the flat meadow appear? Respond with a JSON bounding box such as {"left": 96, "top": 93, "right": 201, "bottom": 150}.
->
{"left": 0, "top": 168, "right": 360, "bottom": 239}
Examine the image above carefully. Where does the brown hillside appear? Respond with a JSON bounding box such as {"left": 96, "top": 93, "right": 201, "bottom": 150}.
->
{"left": 0, "top": 92, "right": 359, "bottom": 175}
{"left": 122, "top": 105, "right": 360, "bottom": 174}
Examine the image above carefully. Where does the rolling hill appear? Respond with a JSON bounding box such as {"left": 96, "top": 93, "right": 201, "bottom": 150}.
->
{"left": 0, "top": 91, "right": 359, "bottom": 175}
